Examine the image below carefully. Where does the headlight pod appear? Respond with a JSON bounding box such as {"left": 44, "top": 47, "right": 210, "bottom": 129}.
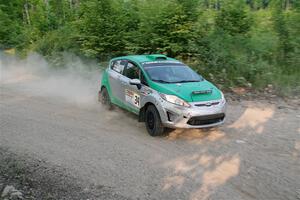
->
{"left": 220, "top": 92, "right": 226, "bottom": 104}
{"left": 159, "top": 93, "right": 190, "bottom": 107}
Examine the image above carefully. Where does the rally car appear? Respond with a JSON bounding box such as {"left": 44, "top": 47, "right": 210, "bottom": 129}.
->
{"left": 99, "top": 54, "right": 226, "bottom": 136}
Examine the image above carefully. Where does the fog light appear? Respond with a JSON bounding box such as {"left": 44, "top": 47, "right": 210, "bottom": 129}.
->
{"left": 167, "top": 111, "right": 178, "bottom": 122}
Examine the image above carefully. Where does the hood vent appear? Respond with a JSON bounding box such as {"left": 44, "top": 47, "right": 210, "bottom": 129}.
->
{"left": 192, "top": 89, "right": 212, "bottom": 95}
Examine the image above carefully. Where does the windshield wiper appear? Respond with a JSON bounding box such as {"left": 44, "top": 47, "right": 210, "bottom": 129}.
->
{"left": 152, "top": 79, "right": 172, "bottom": 83}
{"left": 173, "top": 80, "right": 201, "bottom": 83}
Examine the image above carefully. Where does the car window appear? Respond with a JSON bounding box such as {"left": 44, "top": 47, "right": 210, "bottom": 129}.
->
{"left": 111, "top": 60, "right": 126, "bottom": 74}
{"left": 124, "top": 62, "right": 140, "bottom": 79}
{"left": 143, "top": 63, "right": 203, "bottom": 83}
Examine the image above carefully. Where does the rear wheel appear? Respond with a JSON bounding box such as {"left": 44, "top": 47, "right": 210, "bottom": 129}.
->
{"left": 99, "top": 87, "right": 113, "bottom": 110}
{"left": 145, "top": 105, "right": 165, "bottom": 136}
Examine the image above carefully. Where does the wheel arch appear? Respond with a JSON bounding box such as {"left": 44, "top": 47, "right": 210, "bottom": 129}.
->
{"left": 139, "top": 102, "right": 156, "bottom": 122}
{"left": 100, "top": 79, "right": 112, "bottom": 100}
{"left": 100, "top": 85, "right": 106, "bottom": 91}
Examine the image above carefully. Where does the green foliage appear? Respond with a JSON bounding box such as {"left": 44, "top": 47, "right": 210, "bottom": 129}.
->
{"left": 0, "top": 0, "right": 299, "bottom": 95}
{"left": 76, "top": 0, "right": 140, "bottom": 59}
{"left": 216, "top": 3, "right": 253, "bottom": 36}
{"left": 0, "top": 1, "right": 24, "bottom": 48}
{"left": 136, "top": 0, "right": 196, "bottom": 56}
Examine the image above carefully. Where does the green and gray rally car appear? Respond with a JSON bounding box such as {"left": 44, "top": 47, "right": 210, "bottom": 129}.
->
{"left": 99, "top": 54, "right": 226, "bottom": 136}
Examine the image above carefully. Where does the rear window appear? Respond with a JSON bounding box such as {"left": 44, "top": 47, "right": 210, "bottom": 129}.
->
{"left": 111, "top": 60, "right": 127, "bottom": 74}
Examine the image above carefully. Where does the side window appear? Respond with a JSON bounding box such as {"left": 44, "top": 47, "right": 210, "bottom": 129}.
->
{"left": 111, "top": 60, "right": 126, "bottom": 74}
{"left": 124, "top": 62, "right": 140, "bottom": 79}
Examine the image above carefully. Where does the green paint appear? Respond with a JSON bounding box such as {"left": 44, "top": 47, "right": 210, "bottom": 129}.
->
{"left": 149, "top": 80, "right": 221, "bottom": 102}
{"left": 101, "top": 54, "right": 223, "bottom": 112}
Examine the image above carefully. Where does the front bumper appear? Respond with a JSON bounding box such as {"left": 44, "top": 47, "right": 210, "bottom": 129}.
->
{"left": 157, "top": 99, "right": 226, "bottom": 129}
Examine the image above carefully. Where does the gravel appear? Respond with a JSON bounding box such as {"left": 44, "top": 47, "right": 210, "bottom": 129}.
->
{"left": 0, "top": 84, "right": 299, "bottom": 200}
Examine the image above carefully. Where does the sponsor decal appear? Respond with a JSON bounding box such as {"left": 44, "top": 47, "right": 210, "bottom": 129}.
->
{"left": 125, "top": 89, "right": 140, "bottom": 108}
{"left": 141, "top": 87, "right": 152, "bottom": 96}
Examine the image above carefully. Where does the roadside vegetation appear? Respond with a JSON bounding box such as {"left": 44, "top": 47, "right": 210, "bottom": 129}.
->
{"left": 0, "top": 0, "right": 299, "bottom": 95}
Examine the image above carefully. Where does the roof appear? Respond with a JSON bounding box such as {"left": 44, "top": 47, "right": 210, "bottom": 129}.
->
{"left": 111, "top": 54, "right": 177, "bottom": 64}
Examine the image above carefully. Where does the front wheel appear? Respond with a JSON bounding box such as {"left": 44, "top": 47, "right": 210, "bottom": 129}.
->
{"left": 145, "top": 105, "right": 165, "bottom": 136}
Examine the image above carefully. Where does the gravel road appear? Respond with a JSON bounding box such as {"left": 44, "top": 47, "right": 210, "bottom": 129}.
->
{"left": 0, "top": 56, "right": 300, "bottom": 199}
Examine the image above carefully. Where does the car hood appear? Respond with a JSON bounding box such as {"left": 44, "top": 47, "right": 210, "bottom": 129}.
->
{"left": 150, "top": 80, "right": 222, "bottom": 102}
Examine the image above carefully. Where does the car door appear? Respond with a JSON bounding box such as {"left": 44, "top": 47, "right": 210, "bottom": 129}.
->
{"left": 108, "top": 60, "right": 127, "bottom": 104}
{"left": 122, "top": 61, "right": 143, "bottom": 112}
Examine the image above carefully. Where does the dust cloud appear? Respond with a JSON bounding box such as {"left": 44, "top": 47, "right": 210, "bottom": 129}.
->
{"left": 0, "top": 52, "right": 102, "bottom": 106}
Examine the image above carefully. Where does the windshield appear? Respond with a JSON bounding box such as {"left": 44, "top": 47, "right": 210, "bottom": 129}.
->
{"left": 143, "top": 62, "right": 203, "bottom": 83}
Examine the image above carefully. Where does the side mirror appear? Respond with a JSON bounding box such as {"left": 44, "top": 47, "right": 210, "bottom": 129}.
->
{"left": 129, "top": 79, "right": 142, "bottom": 90}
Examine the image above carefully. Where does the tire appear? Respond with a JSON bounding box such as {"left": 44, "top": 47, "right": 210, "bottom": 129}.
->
{"left": 145, "top": 105, "right": 165, "bottom": 136}
{"left": 99, "top": 87, "right": 113, "bottom": 110}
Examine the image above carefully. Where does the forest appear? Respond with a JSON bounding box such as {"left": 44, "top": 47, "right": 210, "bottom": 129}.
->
{"left": 0, "top": 0, "right": 299, "bottom": 94}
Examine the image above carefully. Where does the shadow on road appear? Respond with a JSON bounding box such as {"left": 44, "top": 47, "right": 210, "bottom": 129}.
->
{"left": 157, "top": 101, "right": 299, "bottom": 199}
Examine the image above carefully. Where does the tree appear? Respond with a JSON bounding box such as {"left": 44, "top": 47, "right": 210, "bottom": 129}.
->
{"left": 215, "top": 3, "right": 253, "bottom": 36}
{"left": 136, "top": 0, "right": 196, "bottom": 57}
{"left": 0, "top": 0, "right": 24, "bottom": 49}
{"left": 76, "top": 0, "right": 126, "bottom": 58}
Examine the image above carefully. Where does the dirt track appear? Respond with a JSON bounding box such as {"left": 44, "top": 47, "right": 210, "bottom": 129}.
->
{"left": 0, "top": 83, "right": 299, "bottom": 200}
{"left": 0, "top": 53, "right": 300, "bottom": 199}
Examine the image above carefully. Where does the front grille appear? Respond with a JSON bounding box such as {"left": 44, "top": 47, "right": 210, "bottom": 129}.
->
{"left": 195, "top": 102, "right": 219, "bottom": 107}
{"left": 187, "top": 113, "right": 225, "bottom": 126}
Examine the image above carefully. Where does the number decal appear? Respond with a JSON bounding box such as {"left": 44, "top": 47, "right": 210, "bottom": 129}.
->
{"left": 134, "top": 95, "right": 140, "bottom": 107}
{"left": 125, "top": 89, "right": 140, "bottom": 108}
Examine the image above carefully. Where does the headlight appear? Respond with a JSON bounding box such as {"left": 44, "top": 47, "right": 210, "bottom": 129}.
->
{"left": 220, "top": 92, "right": 226, "bottom": 104}
{"left": 159, "top": 93, "right": 190, "bottom": 107}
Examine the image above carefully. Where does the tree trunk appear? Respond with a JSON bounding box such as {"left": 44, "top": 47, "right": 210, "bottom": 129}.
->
{"left": 69, "top": 0, "right": 73, "bottom": 9}
{"left": 24, "top": 0, "right": 31, "bottom": 25}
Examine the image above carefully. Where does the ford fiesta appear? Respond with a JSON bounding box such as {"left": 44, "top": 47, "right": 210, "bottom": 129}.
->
{"left": 99, "top": 54, "right": 226, "bottom": 136}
